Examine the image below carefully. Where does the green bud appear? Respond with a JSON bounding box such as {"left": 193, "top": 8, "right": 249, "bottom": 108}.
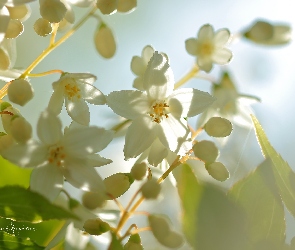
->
{"left": 131, "top": 162, "right": 147, "bottom": 180}
{"left": 141, "top": 178, "right": 161, "bottom": 199}
{"left": 82, "top": 191, "right": 107, "bottom": 210}
{"left": 193, "top": 140, "right": 219, "bottom": 164}
{"left": 124, "top": 242, "right": 143, "bottom": 250}
{"left": 148, "top": 214, "right": 171, "bottom": 239}
{"left": 83, "top": 218, "right": 110, "bottom": 235}
{"left": 204, "top": 117, "right": 232, "bottom": 137}
{"left": 104, "top": 173, "right": 132, "bottom": 199}
{"left": 117, "top": 0, "right": 137, "bottom": 13}
{"left": 94, "top": 24, "right": 116, "bottom": 58}
{"left": 34, "top": 18, "right": 53, "bottom": 37}
{"left": 0, "top": 102, "right": 12, "bottom": 112}
{"left": 69, "top": 198, "right": 80, "bottom": 210}
{"left": 206, "top": 162, "right": 230, "bottom": 181}
{"left": 148, "top": 215, "right": 184, "bottom": 248}
{"left": 96, "top": 0, "right": 118, "bottom": 15}
{"left": 10, "top": 116, "right": 32, "bottom": 143}
{"left": 5, "top": 19, "right": 23, "bottom": 39}
{"left": 8, "top": 79, "right": 34, "bottom": 106}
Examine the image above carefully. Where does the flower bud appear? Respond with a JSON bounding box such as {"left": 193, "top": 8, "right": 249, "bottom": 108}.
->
{"left": 148, "top": 214, "right": 171, "bottom": 239}
{"left": 39, "top": 0, "right": 67, "bottom": 23}
{"left": 117, "top": 0, "right": 137, "bottom": 13}
{"left": 104, "top": 173, "right": 133, "bottom": 199}
{"left": 5, "top": 19, "right": 23, "bottom": 39}
{"left": 7, "top": 5, "right": 31, "bottom": 22}
{"left": 159, "top": 230, "right": 184, "bottom": 248}
{"left": 131, "top": 162, "right": 147, "bottom": 180}
{"left": 243, "top": 20, "right": 292, "bottom": 45}
{"left": 204, "top": 117, "right": 232, "bottom": 137}
{"left": 34, "top": 18, "right": 52, "bottom": 37}
{"left": 83, "top": 218, "right": 110, "bottom": 235}
{"left": 148, "top": 215, "right": 184, "bottom": 248}
{"left": 82, "top": 191, "right": 106, "bottom": 210}
{"left": 193, "top": 140, "right": 219, "bottom": 164}
{"left": 0, "top": 134, "right": 14, "bottom": 153}
{"left": 0, "top": 47, "right": 10, "bottom": 70}
{"left": 10, "top": 116, "right": 32, "bottom": 143}
{"left": 124, "top": 242, "right": 143, "bottom": 250}
{"left": 124, "top": 234, "right": 143, "bottom": 250}
{"left": 206, "top": 162, "right": 229, "bottom": 181}
{"left": 96, "top": 0, "right": 118, "bottom": 15}
{"left": 94, "top": 24, "right": 116, "bottom": 59}
{"left": 141, "top": 178, "right": 161, "bottom": 199}
{"left": 8, "top": 79, "right": 34, "bottom": 106}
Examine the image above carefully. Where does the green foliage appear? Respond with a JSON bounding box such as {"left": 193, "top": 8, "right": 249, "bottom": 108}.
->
{"left": 229, "top": 159, "right": 286, "bottom": 249}
{"left": 109, "top": 232, "right": 124, "bottom": 250}
{"left": 0, "top": 218, "right": 65, "bottom": 246}
{"left": 0, "top": 186, "right": 78, "bottom": 222}
{"left": 177, "top": 164, "right": 248, "bottom": 250}
{"left": 251, "top": 115, "right": 295, "bottom": 217}
{"left": 0, "top": 231, "right": 43, "bottom": 250}
{"left": 0, "top": 157, "right": 31, "bottom": 188}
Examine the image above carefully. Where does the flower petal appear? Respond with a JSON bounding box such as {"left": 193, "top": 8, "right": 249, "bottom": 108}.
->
{"left": 168, "top": 88, "right": 215, "bottom": 117}
{"left": 79, "top": 82, "right": 106, "bottom": 105}
{"left": 63, "top": 161, "right": 105, "bottom": 193}
{"left": 197, "top": 56, "right": 213, "bottom": 72}
{"left": 133, "top": 76, "right": 144, "bottom": 91}
{"left": 106, "top": 90, "right": 149, "bottom": 119}
{"left": 86, "top": 154, "right": 112, "bottom": 167}
{"left": 185, "top": 38, "right": 198, "bottom": 55}
{"left": 198, "top": 24, "right": 214, "bottom": 41}
{"left": 30, "top": 163, "right": 64, "bottom": 202}
{"left": 214, "top": 28, "right": 231, "bottom": 46}
{"left": 37, "top": 111, "right": 63, "bottom": 145}
{"left": 157, "top": 116, "right": 191, "bottom": 155}
{"left": 148, "top": 139, "right": 168, "bottom": 166}
{"left": 124, "top": 116, "right": 157, "bottom": 159}
{"left": 131, "top": 56, "right": 146, "bottom": 76}
{"left": 142, "top": 45, "right": 155, "bottom": 63}
{"left": 2, "top": 140, "right": 48, "bottom": 168}
{"left": 47, "top": 84, "right": 64, "bottom": 115}
{"left": 212, "top": 48, "right": 233, "bottom": 65}
{"left": 143, "top": 52, "right": 174, "bottom": 100}
{"left": 63, "top": 126, "right": 113, "bottom": 157}
{"left": 65, "top": 97, "right": 90, "bottom": 126}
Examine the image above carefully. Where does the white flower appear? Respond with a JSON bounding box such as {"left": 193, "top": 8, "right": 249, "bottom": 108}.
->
{"left": 107, "top": 52, "right": 215, "bottom": 160}
{"left": 47, "top": 72, "right": 106, "bottom": 126}
{"left": 2, "top": 111, "right": 114, "bottom": 201}
{"left": 185, "top": 24, "right": 233, "bottom": 72}
{"left": 197, "top": 71, "right": 259, "bottom": 128}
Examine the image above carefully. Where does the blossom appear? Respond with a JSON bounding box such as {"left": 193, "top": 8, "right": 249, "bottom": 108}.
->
{"left": 185, "top": 24, "right": 233, "bottom": 72}
{"left": 96, "top": 0, "right": 137, "bottom": 15}
{"left": 131, "top": 45, "right": 168, "bottom": 91}
{"left": 197, "top": 71, "right": 259, "bottom": 128}
{"left": 2, "top": 111, "right": 114, "bottom": 201}
{"left": 107, "top": 52, "right": 215, "bottom": 160}
{"left": 47, "top": 72, "right": 106, "bottom": 126}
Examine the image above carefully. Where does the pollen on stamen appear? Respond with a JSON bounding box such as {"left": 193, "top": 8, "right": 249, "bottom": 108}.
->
{"left": 149, "top": 101, "right": 169, "bottom": 123}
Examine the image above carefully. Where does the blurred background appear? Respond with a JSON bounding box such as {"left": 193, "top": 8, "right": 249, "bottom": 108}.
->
{"left": 5, "top": 0, "right": 295, "bottom": 248}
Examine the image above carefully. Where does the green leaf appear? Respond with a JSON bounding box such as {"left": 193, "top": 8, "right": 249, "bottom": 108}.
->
{"left": 108, "top": 232, "right": 124, "bottom": 250}
{"left": 251, "top": 115, "right": 295, "bottom": 217}
{"left": 0, "top": 186, "right": 78, "bottom": 222}
{"left": 229, "top": 159, "right": 286, "bottom": 248}
{"left": 0, "top": 157, "right": 31, "bottom": 188}
{"left": 177, "top": 164, "right": 248, "bottom": 250}
{"left": 0, "top": 231, "right": 43, "bottom": 249}
{"left": 0, "top": 218, "right": 65, "bottom": 247}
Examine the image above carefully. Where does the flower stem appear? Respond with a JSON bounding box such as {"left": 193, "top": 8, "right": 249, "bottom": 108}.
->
{"left": 27, "top": 69, "right": 64, "bottom": 78}
{"left": 0, "top": 6, "right": 97, "bottom": 99}
{"left": 174, "top": 64, "right": 199, "bottom": 89}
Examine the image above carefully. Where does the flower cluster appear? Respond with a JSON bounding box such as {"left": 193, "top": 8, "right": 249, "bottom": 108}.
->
{"left": 0, "top": 1, "right": 292, "bottom": 249}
